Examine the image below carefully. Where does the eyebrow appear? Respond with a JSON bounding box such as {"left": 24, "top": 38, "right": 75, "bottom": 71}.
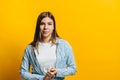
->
{"left": 41, "top": 21, "right": 53, "bottom": 23}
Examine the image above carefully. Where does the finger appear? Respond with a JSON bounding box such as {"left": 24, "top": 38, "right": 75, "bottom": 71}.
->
{"left": 50, "top": 68, "right": 56, "bottom": 72}
{"left": 47, "top": 71, "right": 54, "bottom": 78}
{"left": 50, "top": 68, "right": 57, "bottom": 74}
{"left": 46, "top": 72, "right": 51, "bottom": 77}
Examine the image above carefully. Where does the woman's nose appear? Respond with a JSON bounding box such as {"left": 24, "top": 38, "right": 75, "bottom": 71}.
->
{"left": 44, "top": 24, "right": 48, "bottom": 29}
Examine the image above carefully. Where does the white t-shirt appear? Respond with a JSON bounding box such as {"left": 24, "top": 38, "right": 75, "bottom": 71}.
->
{"left": 35, "top": 41, "right": 57, "bottom": 75}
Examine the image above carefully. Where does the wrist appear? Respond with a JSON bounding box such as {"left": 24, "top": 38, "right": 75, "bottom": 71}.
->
{"left": 43, "top": 76, "right": 51, "bottom": 80}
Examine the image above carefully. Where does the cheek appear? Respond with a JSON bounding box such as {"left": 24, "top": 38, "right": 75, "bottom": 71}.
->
{"left": 50, "top": 27, "right": 54, "bottom": 33}
{"left": 40, "top": 26, "right": 43, "bottom": 30}
{"left": 51, "top": 25, "right": 54, "bottom": 30}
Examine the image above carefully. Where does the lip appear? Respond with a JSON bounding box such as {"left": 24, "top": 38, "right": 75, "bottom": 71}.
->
{"left": 43, "top": 31, "right": 49, "bottom": 34}
{"left": 43, "top": 30, "right": 49, "bottom": 31}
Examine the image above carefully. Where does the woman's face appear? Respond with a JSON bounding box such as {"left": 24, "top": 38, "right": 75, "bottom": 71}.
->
{"left": 40, "top": 17, "right": 54, "bottom": 39}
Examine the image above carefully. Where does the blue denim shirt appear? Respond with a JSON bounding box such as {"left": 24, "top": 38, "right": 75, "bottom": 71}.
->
{"left": 20, "top": 38, "right": 76, "bottom": 80}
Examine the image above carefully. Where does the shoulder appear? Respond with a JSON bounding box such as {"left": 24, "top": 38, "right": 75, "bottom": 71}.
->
{"left": 56, "top": 38, "right": 72, "bottom": 48}
{"left": 24, "top": 44, "right": 34, "bottom": 53}
{"left": 23, "top": 45, "right": 35, "bottom": 57}
{"left": 26, "top": 45, "right": 33, "bottom": 49}
{"left": 56, "top": 38, "right": 68, "bottom": 44}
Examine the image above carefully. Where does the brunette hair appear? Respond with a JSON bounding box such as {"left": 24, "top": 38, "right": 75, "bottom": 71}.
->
{"left": 30, "top": 12, "right": 59, "bottom": 47}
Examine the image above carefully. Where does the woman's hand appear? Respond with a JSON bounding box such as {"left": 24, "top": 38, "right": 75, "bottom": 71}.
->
{"left": 43, "top": 68, "right": 57, "bottom": 80}
{"left": 49, "top": 68, "right": 57, "bottom": 76}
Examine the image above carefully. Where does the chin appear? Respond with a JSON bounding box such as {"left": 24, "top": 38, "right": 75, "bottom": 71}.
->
{"left": 42, "top": 34, "right": 51, "bottom": 38}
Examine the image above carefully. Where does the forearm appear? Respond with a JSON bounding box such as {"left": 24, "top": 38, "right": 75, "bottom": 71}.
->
{"left": 20, "top": 71, "right": 44, "bottom": 80}
{"left": 56, "top": 67, "right": 76, "bottom": 77}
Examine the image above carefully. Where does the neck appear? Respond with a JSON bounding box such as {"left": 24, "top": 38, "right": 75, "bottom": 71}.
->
{"left": 40, "top": 36, "right": 51, "bottom": 43}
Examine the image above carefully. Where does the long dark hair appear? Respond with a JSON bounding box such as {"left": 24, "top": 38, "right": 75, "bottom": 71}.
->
{"left": 30, "top": 12, "right": 59, "bottom": 47}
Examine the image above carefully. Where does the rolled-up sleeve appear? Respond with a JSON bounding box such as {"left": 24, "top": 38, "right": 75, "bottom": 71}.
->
{"left": 56, "top": 40, "right": 77, "bottom": 77}
{"left": 20, "top": 47, "right": 44, "bottom": 80}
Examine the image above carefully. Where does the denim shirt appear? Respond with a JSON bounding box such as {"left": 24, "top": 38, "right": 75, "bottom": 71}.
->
{"left": 20, "top": 38, "right": 76, "bottom": 80}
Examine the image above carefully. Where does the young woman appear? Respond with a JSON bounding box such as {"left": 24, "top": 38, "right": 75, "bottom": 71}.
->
{"left": 20, "top": 12, "right": 76, "bottom": 80}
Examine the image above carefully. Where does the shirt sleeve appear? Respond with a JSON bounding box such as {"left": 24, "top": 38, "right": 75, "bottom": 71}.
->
{"left": 19, "top": 46, "right": 44, "bottom": 80}
{"left": 56, "top": 40, "right": 77, "bottom": 77}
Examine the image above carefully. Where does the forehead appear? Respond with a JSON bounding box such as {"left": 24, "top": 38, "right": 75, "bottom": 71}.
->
{"left": 41, "top": 17, "right": 53, "bottom": 22}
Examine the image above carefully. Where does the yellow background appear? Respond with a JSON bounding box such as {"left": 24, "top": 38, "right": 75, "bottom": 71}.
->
{"left": 0, "top": 0, "right": 120, "bottom": 80}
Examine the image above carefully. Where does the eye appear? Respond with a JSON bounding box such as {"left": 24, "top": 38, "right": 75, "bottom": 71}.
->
{"left": 40, "top": 22, "right": 44, "bottom": 25}
{"left": 48, "top": 22, "right": 52, "bottom": 25}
